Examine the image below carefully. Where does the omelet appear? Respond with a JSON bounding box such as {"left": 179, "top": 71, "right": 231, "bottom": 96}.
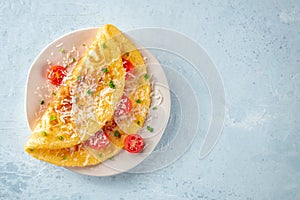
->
{"left": 25, "top": 24, "right": 151, "bottom": 167}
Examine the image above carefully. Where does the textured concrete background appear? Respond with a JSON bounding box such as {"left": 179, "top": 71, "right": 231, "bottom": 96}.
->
{"left": 1, "top": 0, "right": 300, "bottom": 199}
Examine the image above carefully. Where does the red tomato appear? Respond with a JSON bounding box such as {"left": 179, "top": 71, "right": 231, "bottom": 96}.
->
{"left": 124, "top": 134, "right": 145, "bottom": 153}
{"left": 114, "top": 95, "right": 132, "bottom": 117}
{"left": 122, "top": 58, "right": 134, "bottom": 80}
{"left": 47, "top": 65, "right": 67, "bottom": 86}
{"left": 122, "top": 58, "right": 134, "bottom": 72}
{"left": 85, "top": 130, "right": 110, "bottom": 150}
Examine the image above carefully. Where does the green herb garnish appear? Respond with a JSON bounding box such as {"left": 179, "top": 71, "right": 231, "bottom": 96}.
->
{"left": 42, "top": 131, "right": 47, "bottom": 136}
{"left": 60, "top": 48, "right": 65, "bottom": 53}
{"left": 109, "top": 156, "right": 114, "bottom": 160}
{"left": 137, "top": 121, "right": 141, "bottom": 126}
{"left": 152, "top": 106, "right": 158, "bottom": 110}
{"left": 147, "top": 126, "right": 154, "bottom": 132}
{"left": 114, "top": 131, "right": 120, "bottom": 138}
{"left": 77, "top": 75, "right": 81, "bottom": 80}
{"left": 40, "top": 100, "right": 44, "bottom": 105}
{"left": 102, "top": 43, "right": 107, "bottom": 49}
{"left": 87, "top": 89, "right": 92, "bottom": 95}
{"left": 58, "top": 136, "right": 63, "bottom": 140}
{"left": 50, "top": 115, "right": 56, "bottom": 121}
{"left": 29, "top": 148, "right": 35, "bottom": 152}
{"left": 62, "top": 156, "right": 67, "bottom": 160}
{"left": 99, "top": 153, "right": 103, "bottom": 158}
{"left": 52, "top": 92, "right": 56, "bottom": 96}
{"left": 71, "top": 57, "right": 76, "bottom": 63}
{"left": 136, "top": 99, "right": 142, "bottom": 103}
{"left": 108, "top": 81, "right": 115, "bottom": 89}
{"left": 125, "top": 52, "right": 129, "bottom": 56}
{"left": 102, "top": 68, "right": 108, "bottom": 73}
{"left": 144, "top": 74, "right": 150, "bottom": 80}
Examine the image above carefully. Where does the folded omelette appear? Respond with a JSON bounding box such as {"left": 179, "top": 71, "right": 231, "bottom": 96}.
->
{"left": 25, "top": 24, "right": 151, "bottom": 167}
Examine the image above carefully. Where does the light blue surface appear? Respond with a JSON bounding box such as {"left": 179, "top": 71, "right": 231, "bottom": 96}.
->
{"left": 1, "top": 0, "right": 300, "bottom": 199}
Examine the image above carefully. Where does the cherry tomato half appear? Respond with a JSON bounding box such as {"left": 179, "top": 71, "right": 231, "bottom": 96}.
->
{"left": 114, "top": 95, "right": 132, "bottom": 117}
{"left": 85, "top": 130, "right": 110, "bottom": 150}
{"left": 124, "top": 134, "right": 145, "bottom": 153}
{"left": 47, "top": 65, "right": 67, "bottom": 86}
{"left": 122, "top": 58, "right": 134, "bottom": 80}
{"left": 122, "top": 58, "right": 134, "bottom": 72}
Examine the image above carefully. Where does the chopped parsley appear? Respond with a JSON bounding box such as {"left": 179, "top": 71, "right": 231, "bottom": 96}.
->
{"left": 62, "top": 156, "right": 67, "bottom": 160}
{"left": 137, "top": 121, "right": 141, "bottom": 126}
{"left": 99, "top": 153, "right": 103, "bottom": 158}
{"left": 50, "top": 115, "right": 56, "bottom": 121}
{"left": 102, "top": 43, "right": 107, "bottom": 49}
{"left": 29, "top": 148, "right": 35, "bottom": 152}
{"left": 71, "top": 57, "right": 76, "bottom": 63}
{"left": 144, "top": 74, "right": 150, "bottom": 80}
{"left": 114, "top": 131, "right": 120, "bottom": 138}
{"left": 125, "top": 52, "right": 129, "bottom": 56}
{"left": 152, "top": 106, "right": 158, "bottom": 110}
{"left": 136, "top": 99, "right": 142, "bottom": 103}
{"left": 58, "top": 136, "right": 63, "bottom": 140}
{"left": 109, "top": 156, "right": 114, "bottom": 160}
{"left": 77, "top": 75, "right": 81, "bottom": 80}
{"left": 40, "top": 99, "right": 44, "bottom": 105}
{"left": 108, "top": 81, "right": 115, "bottom": 89}
{"left": 42, "top": 131, "right": 47, "bottom": 136}
{"left": 102, "top": 68, "right": 108, "bottom": 73}
{"left": 52, "top": 92, "right": 56, "bottom": 96}
{"left": 60, "top": 48, "right": 65, "bottom": 53}
{"left": 147, "top": 126, "right": 154, "bottom": 132}
{"left": 87, "top": 89, "right": 92, "bottom": 95}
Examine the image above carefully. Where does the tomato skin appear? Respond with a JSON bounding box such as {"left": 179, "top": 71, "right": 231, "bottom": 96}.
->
{"left": 85, "top": 130, "right": 110, "bottom": 150}
{"left": 47, "top": 65, "right": 67, "bottom": 86}
{"left": 124, "top": 134, "right": 145, "bottom": 153}
{"left": 122, "top": 58, "right": 134, "bottom": 80}
{"left": 122, "top": 58, "right": 134, "bottom": 72}
{"left": 114, "top": 95, "right": 133, "bottom": 117}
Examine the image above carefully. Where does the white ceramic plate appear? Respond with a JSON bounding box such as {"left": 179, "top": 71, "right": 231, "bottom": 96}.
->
{"left": 25, "top": 28, "right": 171, "bottom": 176}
